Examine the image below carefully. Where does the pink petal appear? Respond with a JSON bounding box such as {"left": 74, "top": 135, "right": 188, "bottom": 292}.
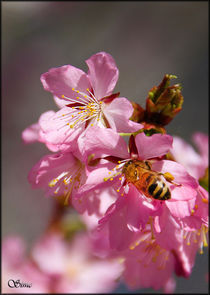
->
{"left": 22, "top": 123, "right": 40, "bottom": 144}
{"left": 152, "top": 160, "right": 198, "bottom": 188}
{"left": 77, "top": 163, "right": 117, "bottom": 195}
{"left": 40, "top": 65, "right": 91, "bottom": 104}
{"left": 192, "top": 132, "right": 209, "bottom": 159}
{"left": 28, "top": 152, "right": 77, "bottom": 196}
{"left": 99, "top": 201, "right": 135, "bottom": 251}
{"left": 32, "top": 233, "right": 67, "bottom": 275}
{"left": 135, "top": 133, "right": 173, "bottom": 160}
{"left": 170, "top": 136, "right": 204, "bottom": 179}
{"left": 126, "top": 186, "right": 162, "bottom": 231}
{"left": 86, "top": 52, "right": 119, "bottom": 99}
{"left": 103, "top": 97, "right": 143, "bottom": 133}
{"left": 39, "top": 107, "right": 84, "bottom": 152}
{"left": 155, "top": 208, "right": 183, "bottom": 250}
{"left": 166, "top": 197, "right": 196, "bottom": 219}
{"left": 2, "top": 236, "right": 26, "bottom": 268}
{"left": 78, "top": 126, "right": 129, "bottom": 161}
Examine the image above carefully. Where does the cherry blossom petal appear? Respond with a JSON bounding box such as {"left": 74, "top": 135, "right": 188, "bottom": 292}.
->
{"left": 22, "top": 123, "right": 40, "bottom": 144}
{"left": 32, "top": 233, "right": 67, "bottom": 275}
{"left": 135, "top": 133, "right": 173, "bottom": 160}
{"left": 28, "top": 152, "right": 81, "bottom": 198}
{"left": 170, "top": 136, "right": 204, "bottom": 179}
{"left": 98, "top": 202, "right": 136, "bottom": 251}
{"left": 40, "top": 65, "right": 91, "bottom": 105}
{"left": 123, "top": 241, "right": 175, "bottom": 291}
{"left": 152, "top": 160, "right": 198, "bottom": 188}
{"left": 103, "top": 97, "right": 142, "bottom": 132}
{"left": 86, "top": 52, "right": 119, "bottom": 99}
{"left": 192, "top": 132, "right": 209, "bottom": 164}
{"left": 77, "top": 163, "right": 117, "bottom": 195}
{"left": 155, "top": 209, "right": 183, "bottom": 250}
{"left": 78, "top": 126, "right": 129, "bottom": 161}
{"left": 39, "top": 107, "right": 84, "bottom": 152}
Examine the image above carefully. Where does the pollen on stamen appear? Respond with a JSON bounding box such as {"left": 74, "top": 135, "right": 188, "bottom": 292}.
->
{"left": 61, "top": 94, "right": 65, "bottom": 98}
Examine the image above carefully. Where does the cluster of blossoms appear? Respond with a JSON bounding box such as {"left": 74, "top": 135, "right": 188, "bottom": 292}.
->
{"left": 3, "top": 52, "right": 208, "bottom": 293}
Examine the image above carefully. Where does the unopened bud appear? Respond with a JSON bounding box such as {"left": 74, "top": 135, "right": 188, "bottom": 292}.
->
{"left": 146, "top": 74, "right": 184, "bottom": 125}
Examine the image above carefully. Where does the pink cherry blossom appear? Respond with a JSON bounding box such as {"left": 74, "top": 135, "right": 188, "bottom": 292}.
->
{"left": 31, "top": 231, "right": 123, "bottom": 293}
{"left": 28, "top": 151, "right": 88, "bottom": 206}
{"left": 122, "top": 228, "right": 177, "bottom": 293}
{"left": 38, "top": 52, "right": 142, "bottom": 151}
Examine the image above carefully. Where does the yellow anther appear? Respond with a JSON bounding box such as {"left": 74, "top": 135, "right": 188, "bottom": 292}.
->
{"left": 54, "top": 191, "right": 58, "bottom": 194}
{"left": 119, "top": 177, "right": 122, "bottom": 180}
{"left": 72, "top": 88, "right": 75, "bottom": 91}
{"left": 70, "top": 125, "right": 74, "bottom": 128}
{"left": 117, "top": 189, "right": 120, "bottom": 192}
{"left": 86, "top": 88, "right": 89, "bottom": 91}
{"left": 63, "top": 179, "right": 68, "bottom": 185}
{"left": 163, "top": 172, "right": 174, "bottom": 181}
{"left": 194, "top": 204, "right": 198, "bottom": 209}
{"left": 118, "top": 161, "right": 121, "bottom": 164}
{"left": 103, "top": 178, "right": 107, "bottom": 181}
{"left": 62, "top": 114, "right": 65, "bottom": 116}
{"left": 108, "top": 172, "right": 112, "bottom": 174}
{"left": 76, "top": 90, "right": 80, "bottom": 93}
{"left": 187, "top": 242, "right": 190, "bottom": 246}
{"left": 202, "top": 198, "right": 208, "bottom": 204}
{"left": 110, "top": 178, "right": 113, "bottom": 181}
{"left": 200, "top": 249, "right": 204, "bottom": 254}
{"left": 61, "top": 94, "right": 65, "bottom": 98}
{"left": 72, "top": 115, "right": 74, "bottom": 118}
{"left": 72, "top": 107, "right": 75, "bottom": 109}
{"left": 121, "top": 193, "right": 124, "bottom": 196}
{"left": 91, "top": 124, "right": 94, "bottom": 127}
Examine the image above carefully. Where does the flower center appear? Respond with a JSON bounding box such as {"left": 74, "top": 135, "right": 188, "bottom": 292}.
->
{"left": 129, "top": 228, "right": 169, "bottom": 270}
{"left": 48, "top": 161, "right": 84, "bottom": 205}
{"left": 60, "top": 88, "right": 104, "bottom": 129}
{"left": 183, "top": 224, "right": 208, "bottom": 254}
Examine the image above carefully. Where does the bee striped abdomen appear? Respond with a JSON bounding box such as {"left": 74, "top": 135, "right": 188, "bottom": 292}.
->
{"left": 139, "top": 172, "right": 171, "bottom": 200}
{"left": 148, "top": 177, "right": 171, "bottom": 200}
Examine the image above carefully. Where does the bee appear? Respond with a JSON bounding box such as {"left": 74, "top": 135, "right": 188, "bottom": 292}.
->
{"left": 122, "top": 159, "right": 174, "bottom": 200}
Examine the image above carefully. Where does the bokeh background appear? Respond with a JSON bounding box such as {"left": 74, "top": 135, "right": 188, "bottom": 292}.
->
{"left": 2, "top": 1, "right": 208, "bottom": 293}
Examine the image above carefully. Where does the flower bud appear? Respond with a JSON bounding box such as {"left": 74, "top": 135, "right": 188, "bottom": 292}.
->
{"left": 146, "top": 74, "right": 184, "bottom": 125}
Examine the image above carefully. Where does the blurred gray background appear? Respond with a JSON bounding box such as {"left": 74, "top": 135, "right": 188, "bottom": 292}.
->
{"left": 2, "top": 1, "right": 208, "bottom": 293}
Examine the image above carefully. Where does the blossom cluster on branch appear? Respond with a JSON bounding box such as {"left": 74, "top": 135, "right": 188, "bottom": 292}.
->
{"left": 3, "top": 52, "right": 208, "bottom": 293}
